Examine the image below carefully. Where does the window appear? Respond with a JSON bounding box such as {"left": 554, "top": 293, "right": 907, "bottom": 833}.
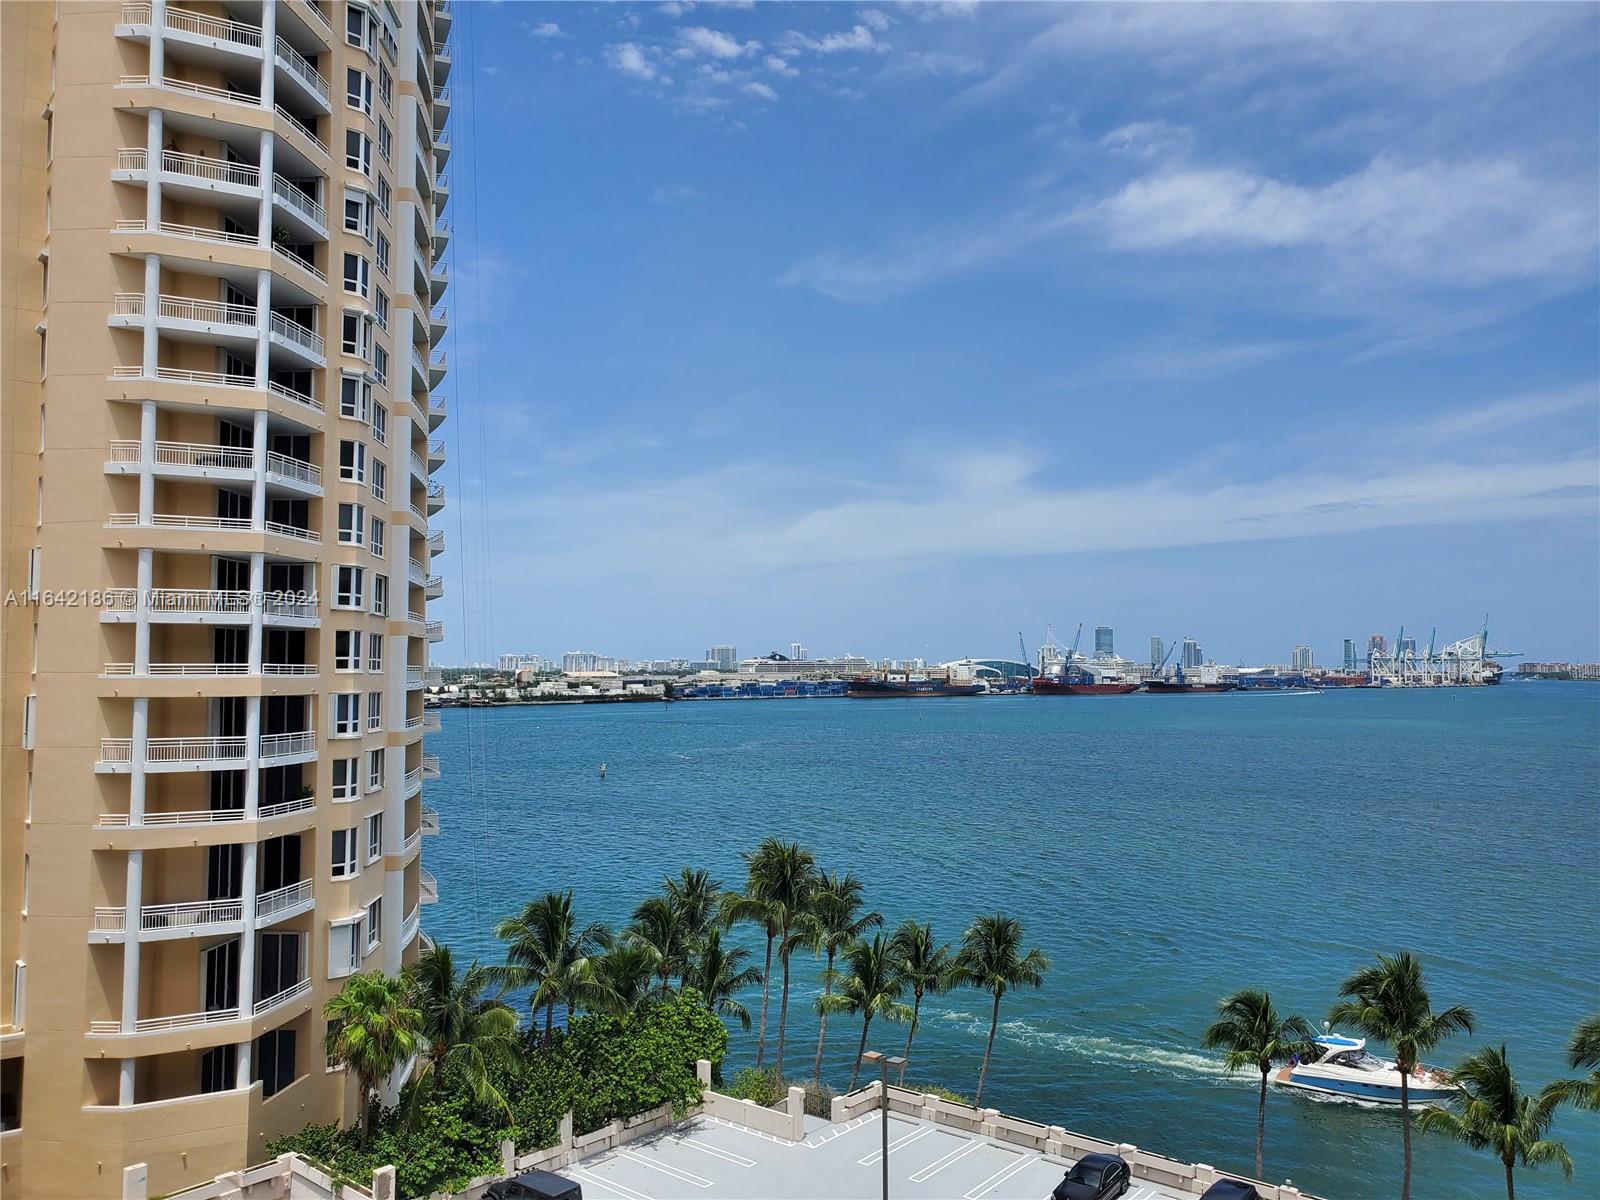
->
{"left": 375, "top": 231, "right": 390, "bottom": 277}
{"left": 343, "top": 189, "right": 373, "bottom": 239}
{"left": 371, "top": 402, "right": 388, "bottom": 446}
{"left": 345, "top": 67, "right": 373, "bottom": 116}
{"left": 374, "top": 288, "right": 389, "bottom": 330}
{"left": 334, "top": 630, "right": 361, "bottom": 672}
{"left": 378, "top": 60, "right": 393, "bottom": 107}
{"left": 328, "top": 923, "right": 360, "bottom": 979}
{"left": 371, "top": 459, "right": 387, "bottom": 502}
{"left": 345, "top": 4, "right": 369, "bottom": 50}
{"left": 367, "top": 633, "right": 384, "bottom": 673}
{"left": 365, "top": 899, "right": 382, "bottom": 950}
{"left": 338, "top": 503, "right": 366, "bottom": 546}
{"left": 341, "top": 312, "right": 370, "bottom": 361}
{"left": 377, "top": 118, "right": 392, "bottom": 165}
{"left": 344, "top": 129, "right": 372, "bottom": 176}
{"left": 332, "top": 757, "right": 360, "bottom": 800}
{"left": 331, "top": 826, "right": 358, "bottom": 877}
{"left": 369, "top": 516, "right": 385, "bottom": 558}
{"left": 200, "top": 1044, "right": 236, "bottom": 1094}
{"left": 367, "top": 747, "right": 384, "bottom": 789}
{"left": 367, "top": 691, "right": 383, "bottom": 732}
{"left": 365, "top": 813, "right": 383, "bottom": 862}
{"left": 339, "top": 440, "right": 367, "bottom": 483}
{"left": 371, "top": 574, "right": 389, "bottom": 617}
{"left": 342, "top": 252, "right": 371, "bottom": 299}
{"left": 376, "top": 175, "right": 391, "bottom": 218}
{"left": 255, "top": 1028, "right": 297, "bottom": 1099}
{"left": 340, "top": 374, "right": 372, "bottom": 422}
{"left": 334, "top": 565, "right": 365, "bottom": 609}
{"left": 372, "top": 343, "right": 388, "bottom": 386}
{"left": 333, "top": 693, "right": 361, "bottom": 737}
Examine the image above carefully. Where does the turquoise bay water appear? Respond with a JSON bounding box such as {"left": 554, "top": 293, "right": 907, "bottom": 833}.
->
{"left": 423, "top": 684, "right": 1600, "bottom": 1199}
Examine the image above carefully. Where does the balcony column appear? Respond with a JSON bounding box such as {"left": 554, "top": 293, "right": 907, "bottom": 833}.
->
{"left": 129, "top": 697, "right": 149, "bottom": 823}
{"left": 134, "top": 548, "right": 153, "bottom": 675}
{"left": 119, "top": 847, "right": 145, "bottom": 1076}
{"left": 234, "top": 840, "right": 258, "bottom": 1089}
{"left": 254, "top": 268, "right": 272, "bottom": 391}
{"left": 143, "top": 109, "right": 163, "bottom": 229}
{"left": 137, "top": 401, "right": 156, "bottom": 526}
{"left": 140, "top": 254, "right": 160, "bottom": 376}
{"left": 243, "top": 697, "right": 261, "bottom": 820}
{"left": 257, "top": 132, "right": 275, "bottom": 251}
{"left": 248, "top": 553, "right": 265, "bottom": 672}
{"left": 250, "top": 409, "right": 269, "bottom": 534}
{"left": 259, "top": 1, "right": 276, "bottom": 113}
{"left": 148, "top": 0, "right": 166, "bottom": 82}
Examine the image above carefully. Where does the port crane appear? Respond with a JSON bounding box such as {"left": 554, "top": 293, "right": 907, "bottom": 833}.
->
{"left": 1369, "top": 615, "right": 1516, "bottom": 685}
{"left": 1060, "top": 623, "right": 1084, "bottom": 677}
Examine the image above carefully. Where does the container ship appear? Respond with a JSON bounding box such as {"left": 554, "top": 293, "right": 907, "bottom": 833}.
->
{"left": 847, "top": 672, "right": 984, "bottom": 698}
{"left": 1032, "top": 672, "right": 1140, "bottom": 696}
{"left": 1145, "top": 665, "right": 1237, "bottom": 694}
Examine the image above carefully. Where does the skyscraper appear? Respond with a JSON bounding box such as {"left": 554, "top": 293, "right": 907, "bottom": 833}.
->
{"left": 1150, "top": 637, "right": 1164, "bottom": 668}
{"left": 1181, "top": 638, "right": 1203, "bottom": 668}
{"left": 1343, "top": 639, "right": 1357, "bottom": 671}
{"left": 0, "top": 2, "right": 450, "bottom": 1193}
{"left": 1094, "top": 626, "right": 1114, "bottom": 657}
{"left": 708, "top": 644, "right": 737, "bottom": 669}
{"left": 1292, "top": 645, "right": 1315, "bottom": 672}
{"left": 1398, "top": 636, "right": 1418, "bottom": 657}
{"left": 789, "top": 643, "right": 808, "bottom": 661}
{"left": 1368, "top": 633, "right": 1388, "bottom": 660}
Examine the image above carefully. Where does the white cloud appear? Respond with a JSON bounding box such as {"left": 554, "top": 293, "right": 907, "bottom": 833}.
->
{"left": 1428, "top": 383, "right": 1598, "bottom": 437}
{"left": 1099, "top": 120, "right": 1192, "bottom": 160}
{"left": 743, "top": 80, "right": 778, "bottom": 102}
{"left": 678, "top": 26, "right": 761, "bottom": 59}
{"left": 657, "top": 1, "right": 693, "bottom": 16}
{"left": 860, "top": 9, "right": 892, "bottom": 32}
{"left": 527, "top": 21, "right": 563, "bottom": 38}
{"left": 604, "top": 42, "right": 658, "bottom": 81}
{"left": 781, "top": 25, "right": 886, "bottom": 54}
{"left": 765, "top": 54, "right": 799, "bottom": 77}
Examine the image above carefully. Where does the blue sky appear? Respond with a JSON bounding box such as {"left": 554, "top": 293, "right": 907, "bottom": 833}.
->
{"left": 435, "top": 1, "right": 1599, "bottom": 667}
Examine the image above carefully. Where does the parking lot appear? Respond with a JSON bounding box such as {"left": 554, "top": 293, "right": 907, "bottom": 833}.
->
{"left": 566, "top": 1109, "right": 1193, "bottom": 1200}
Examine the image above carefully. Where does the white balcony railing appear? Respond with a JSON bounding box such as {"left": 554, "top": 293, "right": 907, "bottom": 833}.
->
{"left": 421, "top": 754, "right": 441, "bottom": 779}
{"left": 274, "top": 104, "right": 328, "bottom": 155}
{"left": 141, "top": 897, "right": 244, "bottom": 932}
{"left": 273, "top": 35, "right": 330, "bottom": 101}
{"left": 406, "top": 666, "right": 425, "bottom": 688}
{"left": 89, "top": 1006, "right": 243, "bottom": 1035}
{"left": 403, "top": 766, "right": 422, "bottom": 796}
{"left": 264, "top": 520, "right": 322, "bottom": 543}
{"left": 256, "top": 878, "right": 312, "bottom": 922}
{"left": 268, "top": 311, "right": 324, "bottom": 356}
{"left": 108, "top": 513, "right": 253, "bottom": 532}
{"left": 100, "top": 736, "right": 247, "bottom": 765}
{"left": 272, "top": 174, "right": 326, "bottom": 227}
{"left": 399, "top": 830, "right": 422, "bottom": 857}
{"left": 419, "top": 804, "right": 439, "bottom": 834}
{"left": 401, "top": 906, "right": 421, "bottom": 946}
{"left": 260, "top": 731, "right": 316, "bottom": 758}
{"left": 419, "top": 868, "right": 438, "bottom": 903}
{"left": 425, "top": 621, "right": 444, "bottom": 641}
{"left": 117, "top": 146, "right": 262, "bottom": 188}
{"left": 253, "top": 976, "right": 312, "bottom": 1016}
{"left": 144, "top": 3, "right": 264, "bottom": 50}
{"left": 107, "top": 439, "right": 252, "bottom": 471}
{"left": 93, "top": 907, "right": 128, "bottom": 933}
{"left": 273, "top": 245, "right": 327, "bottom": 285}
{"left": 266, "top": 449, "right": 322, "bottom": 486}
{"left": 118, "top": 73, "right": 259, "bottom": 107}
{"left": 102, "top": 661, "right": 251, "bottom": 677}
{"left": 97, "top": 794, "right": 313, "bottom": 828}
{"left": 407, "top": 557, "right": 425, "bottom": 583}
{"left": 114, "top": 217, "right": 257, "bottom": 247}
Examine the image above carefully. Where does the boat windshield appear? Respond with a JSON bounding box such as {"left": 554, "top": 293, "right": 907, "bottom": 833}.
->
{"left": 1328, "top": 1049, "right": 1384, "bottom": 1070}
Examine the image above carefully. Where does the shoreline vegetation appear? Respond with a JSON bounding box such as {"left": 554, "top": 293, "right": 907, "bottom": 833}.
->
{"left": 277, "top": 840, "right": 1596, "bottom": 1200}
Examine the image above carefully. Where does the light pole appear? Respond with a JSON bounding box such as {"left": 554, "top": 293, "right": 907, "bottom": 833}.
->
{"left": 861, "top": 1050, "right": 907, "bottom": 1200}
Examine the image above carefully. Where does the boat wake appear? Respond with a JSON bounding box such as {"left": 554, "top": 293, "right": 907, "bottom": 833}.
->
{"left": 933, "top": 1013, "right": 1239, "bottom": 1082}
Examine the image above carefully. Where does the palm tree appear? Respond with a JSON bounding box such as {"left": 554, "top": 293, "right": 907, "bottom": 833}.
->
{"left": 324, "top": 971, "right": 420, "bottom": 1146}
{"left": 1201, "top": 988, "right": 1316, "bottom": 1180}
{"left": 808, "top": 872, "right": 882, "bottom": 1085}
{"left": 890, "top": 920, "right": 953, "bottom": 1087}
{"left": 663, "top": 867, "right": 723, "bottom": 949}
{"left": 630, "top": 895, "right": 691, "bottom": 995}
{"left": 1418, "top": 1044, "right": 1572, "bottom": 1200}
{"left": 954, "top": 913, "right": 1049, "bottom": 1106}
{"left": 1329, "top": 952, "right": 1476, "bottom": 1200}
{"left": 823, "top": 933, "right": 912, "bottom": 1091}
{"left": 686, "top": 929, "right": 764, "bottom": 1031}
{"left": 403, "top": 945, "right": 519, "bottom": 1126}
{"left": 1545, "top": 1013, "right": 1600, "bottom": 1112}
{"left": 492, "top": 891, "right": 609, "bottom": 1044}
{"left": 720, "top": 888, "right": 778, "bottom": 1067}
{"left": 753, "top": 839, "right": 818, "bottom": 1079}
{"left": 589, "top": 940, "right": 660, "bottom": 1017}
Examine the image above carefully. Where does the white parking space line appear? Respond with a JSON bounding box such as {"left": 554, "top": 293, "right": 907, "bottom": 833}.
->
{"left": 705, "top": 1115, "right": 803, "bottom": 1147}
{"left": 962, "top": 1151, "right": 1033, "bottom": 1200}
{"left": 568, "top": 1167, "right": 655, "bottom": 1200}
{"left": 858, "top": 1123, "right": 935, "bottom": 1165}
{"left": 907, "top": 1137, "right": 985, "bottom": 1182}
{"left": 617, "top": 1150, "right": 713, "bottom": 1188}
{"left": 670, "top": 1138, "right": 757, "bottom": 1168}
{"left": 1128, "top": 1187, "right": 1168, "bottom": 1200}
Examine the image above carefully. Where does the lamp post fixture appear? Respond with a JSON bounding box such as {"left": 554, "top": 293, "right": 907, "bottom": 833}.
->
{"left": 861, "top": 1051, "right": 908, "bottom": 1200}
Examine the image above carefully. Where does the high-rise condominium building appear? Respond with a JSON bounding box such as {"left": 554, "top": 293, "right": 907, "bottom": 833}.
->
{"left": 1291, "top": 644, "right": 1314, "bottom": 672}
{"left": 1343, "top": 639, "right": 1357, "bottom": 671}
{"left": 1181, "top": 638, "right": 1203, "bottom": 668}
{"left": 1149, "top": 637, "right": 1163, "bottom": 668}
{"left": 1094, "top": 626, "right": 1113, "bottom": 657}
{"left": 0, "top": 2, "right": 451, "bottom": 1194}
{"left": 708, "top": 644, "right": 736, "bottom": 670}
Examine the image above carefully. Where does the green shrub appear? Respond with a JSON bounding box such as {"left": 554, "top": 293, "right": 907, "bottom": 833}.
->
{"left": 725, "top": 1067, "right": 782, "bottom": 1106}
{"left": 904, "top": 1080, "right": 974, "bottom": 1106}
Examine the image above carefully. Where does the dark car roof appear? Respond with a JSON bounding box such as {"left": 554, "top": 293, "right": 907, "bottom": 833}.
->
{"left": 486, "top": 1169, "right": 582, "bottom": 1200}
{"left": 1200, "top": 1180, "right": 1262, "bottom": 1199}
{"left": 1076, "top": 1153, "right": 1125, "bottom": 1167}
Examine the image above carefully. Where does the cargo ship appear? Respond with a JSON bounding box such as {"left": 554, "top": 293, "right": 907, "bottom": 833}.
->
{"left": 847, "top": 673, "right": 984, "bottom": 698}
{"left": 1145, "top": 665, "right": 1237, "bottom": 694}
{"left": 1032, "top": 673, "right": 1140, "bottom": 696}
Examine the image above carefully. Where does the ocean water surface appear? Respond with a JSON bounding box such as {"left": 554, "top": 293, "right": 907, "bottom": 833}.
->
{"left": 422, "top": 683, "right": 1600, "bottom": 1199}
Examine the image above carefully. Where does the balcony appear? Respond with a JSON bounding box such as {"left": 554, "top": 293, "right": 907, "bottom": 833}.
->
{"left": 107, "top": 359, "right": 324, "bottom": 415}
{"left": 434, "top": 174, "right": 450, "bottom": 213}
{"left": 89, "top": 897, "right": 243, "bottom": 943}
{"left": 106, "top": 439, "right": 323, "bottom": 493}
{"left": 433, "top": 220, "right": 450, "bottom": 256}
{"left": 116, "top": 73, "right": 259, "bottom": 109}
{"left": 113, "top": 146, "right": 259, "bottom": 202}
{"left": 256, "top": 878, "right": 315, "bottom": 925}
{"left": 434, "top": 128, "right": 451, "bottom": 168}
{"left": 100, "top": 588, "right": 319, "bottom": 626}
{"left": 96, "top": 730, "right": 317, "bottom": 773}
{"left": 409, "top": 450, "right": 427, "bottom": 482}
{"left": 254, "top": 975, "right": 312, "bottom": 1017}
{"left": 422, "top": 710, "right": 442, "bottom": 733}
{"left": 421, "top": 754, "right": 441, "bottom": 781}
{"left": 428, "top": 439, "right": 446, "bottom": 469}
{"left": 406, "top": 665, "right": 425, "bottom": 689}
{"left": 426, "top": 478, "right": 446, "bottom": 514}
{"left": 434, "top": 1, "right": 452, "bottom": 39}
{"left": 426, "top": 527, "right": 445, "bottom": 554}
{"left": 425, "top": 574, "right": 444, "bottom": 600}
{"left": 419, "top": 867, "right": 438, "bottom": 904}
{"left": 420, "top": 804, "right": 440, "bottom": 835}
{"left": 407, "top": 555, "right": 426, "bottom": 585}
{"left": 403, "top": 766, "right": 422, "bottom": 797}
{"left": 402, "top": 905, "right": 421, "bottom": 948}
{"left": 428, "top": 394, "right": 447, "bottom": 430}
{"left": 432, "top": 84, "right": 450, "bottom": 129}
{"left": 434, "top": 42, "right": 452, "bottom": 84}
{"left": 107, "top": 512, "right": 323, "bottom": 544}
{"left": 427, "top": 666, "right": 443, "bottom": 687}
{"left": 397, "top": 829, "right": 422, "bottom": 859}
{"left": 271, "top": 175, "right": 327, "bottom": 237}
{"left": 119, "top": 4, "right": 263, "bottom": 59}
{"left": 100, "top": 661, "right": 318, "bottom": 680}
{"left": 113, "top": 216, "right": 256, "bottom": 249}
{"left": 430, "top": 305, "right": 448, "bottom": 343}
{"left": 429, "top": 263, "right": 448, "bottom": 303}
{"left": 96, "top": 793, "right": 314, "bottom": 830}
{"left": 273, "top": 35, "right": 331, "bottom": 112}
{"left": 425, "top": 621, "right": 444, "bottom": 643}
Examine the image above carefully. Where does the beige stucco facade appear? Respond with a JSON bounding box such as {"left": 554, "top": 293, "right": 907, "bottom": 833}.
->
{"left": 1, "top": 1, "right": 450, "bottom": 1194}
